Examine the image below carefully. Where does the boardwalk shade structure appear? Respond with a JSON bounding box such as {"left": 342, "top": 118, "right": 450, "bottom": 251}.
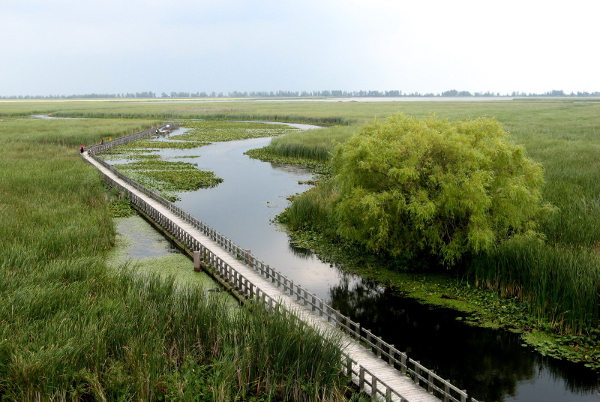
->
{"left": 84, "top": 126, "right": 477, "bottom": 402}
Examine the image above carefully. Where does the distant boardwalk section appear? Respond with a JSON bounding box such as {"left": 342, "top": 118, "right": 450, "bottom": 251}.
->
{"left": 84, "top": 125, "right": 478, "bottom": 402}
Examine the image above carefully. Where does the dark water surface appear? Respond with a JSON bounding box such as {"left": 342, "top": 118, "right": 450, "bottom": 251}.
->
{"left": 119, "top": 127, "right": 600, "bottom": 402}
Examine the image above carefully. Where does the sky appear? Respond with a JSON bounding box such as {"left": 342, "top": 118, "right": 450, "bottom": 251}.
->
{"left": 1, "top": 0, "right": 597, "bottom": 96}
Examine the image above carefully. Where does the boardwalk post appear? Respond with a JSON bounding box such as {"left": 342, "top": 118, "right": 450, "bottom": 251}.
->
{"left": 427, "top": 371, "right": 434, "bottom": 393}
{"left": 372, "top": 377, "right": 378, "bottom": 398}
{"left": 193, "top": 251, "right": 201, "bottom": 272}
{"left": 443, "top": 384, "right": 450, "bottom": 402}
{"left": 359, "top": 367, "right": 365, "bottom": 389}
{"left": 244, "top": 249, "right": 252, "bottom": 267}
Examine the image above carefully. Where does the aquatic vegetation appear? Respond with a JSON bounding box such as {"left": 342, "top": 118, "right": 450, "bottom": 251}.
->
{"left": 116, "top": 159, "right": 222, "bottom": 201}
{"left": 125, "top": 138, "right": 210, "bottom": 149}
{"left": 176, "top": 120, "right": 299, "bottom": 142}
{"left": 107, "top": 121, "right": 301, "bottom": 201}
{"left": 104, "top": 139, "right": 210, "bottom": 153}
{"left": 109, "top": 198, "right": 136, "bottom": 217}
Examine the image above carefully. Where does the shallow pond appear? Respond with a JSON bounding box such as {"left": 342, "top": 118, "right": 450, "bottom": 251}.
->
{"left": 109, "top": 215, "right": 228, "bottom": 292}
{"left": 111, "top": 126, "right": 600, "bottom": 402}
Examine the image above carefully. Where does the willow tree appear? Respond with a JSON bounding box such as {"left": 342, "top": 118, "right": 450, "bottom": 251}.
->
{"left": 330, "top": 113, "right": 552, "bottom": 265}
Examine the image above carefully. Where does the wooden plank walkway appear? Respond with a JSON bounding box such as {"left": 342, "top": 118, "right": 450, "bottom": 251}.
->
{"left": 84, "top": 152, "right": 442, "bottom": 402}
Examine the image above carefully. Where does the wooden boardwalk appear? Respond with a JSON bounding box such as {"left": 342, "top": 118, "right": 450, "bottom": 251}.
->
{"left": 84, "top": 151, "right": 446, "bottom": 402}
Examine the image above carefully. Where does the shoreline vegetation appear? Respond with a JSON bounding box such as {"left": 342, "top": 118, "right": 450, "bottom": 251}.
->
{"left": 2, "top": 98, "right": 600, "bottom": 398}
{"left": 0, "top": 116, "right": 352, "bottom": 401}
{"left": 245, "top": 107, "right": 600, "bottom": 369}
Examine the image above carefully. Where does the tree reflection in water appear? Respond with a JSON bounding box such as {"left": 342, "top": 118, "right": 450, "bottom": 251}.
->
{"left": 328, "top": 275, "right": 600, "bottom": 402}
{"left": 287, "top": 240, "right": 315, "bottom": 259}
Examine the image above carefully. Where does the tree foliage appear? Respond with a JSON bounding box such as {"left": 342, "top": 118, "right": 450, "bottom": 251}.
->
{"left": 330, "top": 113, "right": 552, "bottom": 265}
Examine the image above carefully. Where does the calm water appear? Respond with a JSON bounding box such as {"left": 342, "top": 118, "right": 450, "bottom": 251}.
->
{"left": 115, "top": 127, "right": 600, "bottom": 402}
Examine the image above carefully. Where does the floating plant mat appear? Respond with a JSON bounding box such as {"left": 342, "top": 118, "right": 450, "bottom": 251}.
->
{"left": 105, "top": 139, "right": 210, "bottom": 154}
{"left": 117, "top": 159, "right": 222, "bottom": 201}
{"left": 175, "top": 120, "right": 300, "bottom": 142}
{"left": 109, "top": 216, "right": 232, "bottom": 296}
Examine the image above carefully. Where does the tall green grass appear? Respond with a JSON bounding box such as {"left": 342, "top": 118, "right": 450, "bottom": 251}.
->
{"left": 267, "top": 126, "right": 355, "bottom": 162}
{"left": 468, "top": 238, "right": 600, "bottom": 333}
{"left": 0, "top": 117, "right": 160, "bottom": 147}
{"left": 0, "top": 117, "right": 349, "bottom": 401}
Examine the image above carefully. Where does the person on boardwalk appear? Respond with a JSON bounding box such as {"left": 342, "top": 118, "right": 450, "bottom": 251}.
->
{"left": 80, "top": 145, "right": 85, "bottom": 154}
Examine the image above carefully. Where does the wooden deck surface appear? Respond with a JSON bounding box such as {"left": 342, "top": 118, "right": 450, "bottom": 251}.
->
{"left": 86, "top": 153, "right": 441, "bottom": 402}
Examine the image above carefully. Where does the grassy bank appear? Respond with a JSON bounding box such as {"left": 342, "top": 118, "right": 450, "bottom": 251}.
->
{"left": 0, "top": 116, "right": 349, "bottom": 401}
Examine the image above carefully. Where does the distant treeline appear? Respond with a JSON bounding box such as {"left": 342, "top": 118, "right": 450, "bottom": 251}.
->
{"left": 2, "top": 89, "right": 599, "bottom": 99}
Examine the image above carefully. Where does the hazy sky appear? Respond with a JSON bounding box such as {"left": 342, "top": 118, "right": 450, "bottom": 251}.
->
{"left": 1, "top": 0, "right": 597, "bottom": 96}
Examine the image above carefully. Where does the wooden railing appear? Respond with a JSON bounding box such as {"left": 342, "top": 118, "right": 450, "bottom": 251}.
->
{"left": 85, "top": 125, "right": 477, "bottom": 402}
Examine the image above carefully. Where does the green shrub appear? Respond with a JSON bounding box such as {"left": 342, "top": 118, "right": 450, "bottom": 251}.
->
{"left": 289, "top": 114, "right": 553, "bottom": 265}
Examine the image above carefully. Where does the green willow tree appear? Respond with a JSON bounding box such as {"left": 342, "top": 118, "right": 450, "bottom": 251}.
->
{"left": 329, "top": 113, "right": 552, "bottom": 265}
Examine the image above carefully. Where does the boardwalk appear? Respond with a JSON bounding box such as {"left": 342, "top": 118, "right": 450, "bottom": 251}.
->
{"left": 84, "top": 145, "right": 468, "bottom": 402}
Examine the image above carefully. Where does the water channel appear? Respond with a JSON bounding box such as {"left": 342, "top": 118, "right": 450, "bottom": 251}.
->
{"left": 114, "top": 125, "right": 600, "bottom": 402}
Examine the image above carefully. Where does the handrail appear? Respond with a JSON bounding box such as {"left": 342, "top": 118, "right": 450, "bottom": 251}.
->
{"left": 85, "top": 125, "right": 477, "bottom": 402}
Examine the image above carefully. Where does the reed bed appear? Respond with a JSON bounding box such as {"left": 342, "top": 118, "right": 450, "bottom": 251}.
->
{"left": 0, "top": 117, "right": 349, "bottom": 401}
{"left": 267, "top": 126, "right": 355, "bottom": 162}
{"left": 0, "top": 117, "right": 159, "bottom": 148}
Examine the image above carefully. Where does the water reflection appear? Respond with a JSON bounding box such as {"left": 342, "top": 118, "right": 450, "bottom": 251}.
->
{"left": 328, "top": 277, "right": 600, "bottom": 401}
{"left": 286, "top": 241, "right": 315, "bottom": 259}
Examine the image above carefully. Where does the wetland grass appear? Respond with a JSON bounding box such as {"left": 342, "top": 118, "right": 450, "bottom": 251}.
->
{"left": 0, "top": 116, "right": 160, "bottom": 147}
{"left": 469, "top": 239, "right": 600, "bottom": 333}
{"left": 267, "top": 125, "right": 355, "bottom": 162}
{"left": 0, "top": 116, "right": 350, "bottom": 401}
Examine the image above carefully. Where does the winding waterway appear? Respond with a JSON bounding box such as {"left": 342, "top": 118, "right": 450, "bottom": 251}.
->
{"left": 116, "top": 126, "right": 600, "bottom": 402}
